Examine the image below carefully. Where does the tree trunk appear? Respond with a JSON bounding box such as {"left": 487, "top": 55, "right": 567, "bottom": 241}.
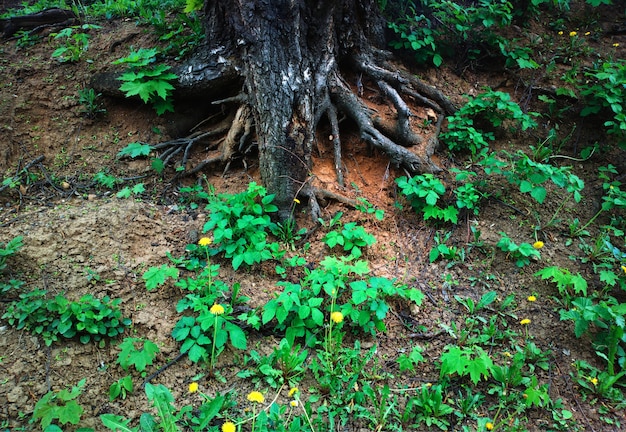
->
{"left": 93, "top": 0, "right": 455, "bottom": 220}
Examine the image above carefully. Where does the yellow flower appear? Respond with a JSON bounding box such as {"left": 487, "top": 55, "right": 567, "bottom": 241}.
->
{"left": 520, "top": 318, "right": 531, "bottom": 325}
{"left": 569, "top": 31, "right": 577, "bottom": 37}
{"left": 527, "top": 295, "right": 537, "bottom": 302}
{"left": 558, "top": 31, "right": 563, "bottom": 35}
{"left": 247, "top": 391, "right": 265, "bottom": 403}
{"left": 222, "top": 421, "right": 236, "bottom": 432}
{"left": 486, "top": 422, "right": 494, "bottom": 430}
{"left": 288, "top": 387, "right": 299, "bottom": 397}
{"left": 621, "top": 265, "right": 626, "bottom": 274}
{"left": 210, "top": 304, "right": 225, "bottom": 315}
{"left": 533, "top": 241, "right": 544, "bottom": 249}
{"left": 585, "top": 31, "right": 590, "bottom": 36}
{"left": 293, "top": 198, "right": 301, "bottom": 204}
{"left": 503, "top": 351, "right": 511, "bottom": 358}
{"left": 590, "top": 377, "right": 598, "bottom": 385}
{"left": 189, "top": 382, "right": 199, "bottom": 393}
{"left": 198, "top": 237, "right": 212, "bottom": 246}
{"left": 290, "top": 400, "right": 299, "bottom": 407}
{"left": 330, "top": 311, "right": 344, "bottom": 324}
{"left": 613, "top": 43, "right": 620, "bottom": 47}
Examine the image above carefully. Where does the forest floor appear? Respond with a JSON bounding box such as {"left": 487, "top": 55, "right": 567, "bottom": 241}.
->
{"left": 1, "top": 2, "right": 626, "bottom": 431}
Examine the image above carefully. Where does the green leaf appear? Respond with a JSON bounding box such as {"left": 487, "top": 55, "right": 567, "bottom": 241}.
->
{"left": 100, "top": 414, "right": 137, "bottom": 432}
{"left": 143, "top": 265, "right": 179, "bottom": 291}
{"left": 116, "top": 187, "right": 132, "bottom": 199}
{"left": 117, "top": 142, "right": 152, "bottom": 159}
{"left": 226, "top": 322, "right": 247, "bottom": 350}
{"left": 132, "top": 183, "right": 145, "bottom": 195}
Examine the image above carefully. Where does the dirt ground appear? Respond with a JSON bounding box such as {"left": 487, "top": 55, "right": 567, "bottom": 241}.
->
{"left": 1, "top": 2, "right": 626, "bottom": 431}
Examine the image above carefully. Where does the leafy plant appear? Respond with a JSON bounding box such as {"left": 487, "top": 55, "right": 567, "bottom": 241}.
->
{"left": 202, "top": 182, "right": 283, "bottom": 270}
{"left": 2, "top": 290, "right": 131, "bottom": 345}
{"left": 78, "top": 88, "right": 107, "bottom": 119}
{"left": 113, "top": 48, "right": 178, "bottom": 115}
{"left": 441, "top": 90, "right": 538, "bottom": 156}
{"left": 402, "top": 383, "right": 455, "bottom": 430}
{"left": 0, "top": 235, "right": 23, "bottom": 273}
{"left": 32, "top": 378, "right": 86, "bottom": 429}
{"left": 117, "top": 337, "right": 160, "bottom": 372}
{"left": 323, "top": 219, "right": 376, "bottom": 258}
{"left": 109, "top": 375, "right": 133, "bottom": 401}
{"left": 579, "top": 60, "right": 626, "bottom": 147}
{"left": 51, "top": 25, "right": 99, "bottom": 63}
{"left": 496, "top": 232, "right": 541, "bottom": 267}
{"left": 396, "top": 174, "right": 459, "bottom": 223}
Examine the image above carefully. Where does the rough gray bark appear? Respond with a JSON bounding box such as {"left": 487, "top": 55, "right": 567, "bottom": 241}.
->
{"left": 93, "top": 0, "right": 456, "bottom": 220}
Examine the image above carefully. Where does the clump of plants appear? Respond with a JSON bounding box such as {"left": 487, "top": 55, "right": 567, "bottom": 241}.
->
{"left": 113, "top": 47, "right": 178, "bottom": 115}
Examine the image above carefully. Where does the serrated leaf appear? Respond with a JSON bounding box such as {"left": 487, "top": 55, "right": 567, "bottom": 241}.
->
{"left": 117, "top": 142, "right": 152, "bottom": 159}
{"left": 116, "top": 187, "right": 132, "bottom": 199}
{"left": 143, "top": 265, "right": 179, "bottom": 290}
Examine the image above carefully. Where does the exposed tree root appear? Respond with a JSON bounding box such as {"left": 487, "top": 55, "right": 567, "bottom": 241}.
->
{"left": 92, "top": 38, "right": 456, "bottom": 216}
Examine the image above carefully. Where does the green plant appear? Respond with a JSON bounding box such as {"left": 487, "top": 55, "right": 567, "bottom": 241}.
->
{"left": 109, "top": 375, "right": 133, "bottom": 401}
{"left": 50, "top": 25, "right": 99, "bottom": 63}
{"left": 402, "top": 383, "right": 455, "bottom": 430}
{"left": 322, "top": 219, "right": 376, "bottom": 258}
{"left": 78, "top": 88, "right": 106, "bottom": 118}
{"left": 113, "top": 48, "right": 178, "bottom": 115}
{"left": 441, "top": 90, "right": 538, "bottom": 156}
{"left": 0, "top": 235, "right": 23, "bottom": 273}
{"left": 396, "top": 174, "right": 459, "bottom": 223}
{"left": 496, "top": 232, "right": 541, "bottom": 267}
{"left": 31, "top": 378, "right": 86, "bottom": 429}
{"left": 238, "top": 339, "right": 308, "bottom": 388}
{"left": 93, "top": 170, "right": 120, "bottom": 189}
{"left": 429, "top": 231, "right": 466, "bottom": 266}
{"left": 387, "top": 0, "right": 515, "bottom": 68}
{"left": 172, "top": 301, "right": 247, "bottom": 365}
{"left": 2, "top": 290, "right": 131, "bottom": 345}
{"left": 561, "top": 296, "right": 626, "bottom": 377}
{"left": 117, "top": 337, "right": 160, "bottom": 372}
{"left": 535, "top": 266, "right": 588, "bottom": 301}
{"left": 202, "top": 182, "right": 284, "bottom": 270}
{"left": 579, "top": 60, "right": 626, "bottom": 147}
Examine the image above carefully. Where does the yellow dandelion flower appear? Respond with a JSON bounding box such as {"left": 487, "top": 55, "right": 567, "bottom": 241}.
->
{"left": 290, "top": 400, "right": 299, "bottom": 407}
{"left": 288, "top": 387, "right": 299, "bottom": 397}
{"left": 621, "top": 265, "right": 626, "bottom": 274}
{"left": 558, "top": 31, "right": 563, "bottom": 35}
{"left": 585, "top": 31, "right": 590, "bottom": 36}
{"left": 527, "top": 295, "right": 537, "bottom": 302}
{"left": 293, "top": 198, "right": 301, "bottom": 204}
{"left": 198, "top": 237, "right": 212, "bottom": 246}
{"left": 247, "top": 391, "right": 265, "bottom": 403}
{"left": 503, "top": 351, "right": 511, "bottom": 358}
{"left": 222, "top": 421, "right": 236, "bottom": 432}
{"left": 189, "top": 382, "right": 199, "bottom": 393}
{"left": 569, "top": 31, "right": 577, "bottom": 37}
{"left": 533, "top": 241, "right": 544, "bottom": 249}
{"left": 210, "top": 304, "right": 225, "bottom": 315}
{"left": 613, "top": 43, "right": 620, "bottom": 47}
{"left": 520, "top": 318, "right": 531, "bottom": 325}
{"left": 590, "top": 377, "right": 598, "bottom": 385}
{"left": 486, "top": 422, "right": 494, "bottom": 430}
{"left": 330, "top": 311, "right": 344, "bottom": 324}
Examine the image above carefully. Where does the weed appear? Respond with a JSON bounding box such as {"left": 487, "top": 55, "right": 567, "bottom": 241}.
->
{"left": 77, "top": 88, "right": 106, "bottom": 119}
{"left": 109, "top": 375, "right": 133, "bottom": 401}
{"left": 116, "top": 337, "right": 160, "bottom": 373}
{"left": 113, "top": 48, "right": 178, "bottom": 115}
{"left": 31, "top": 379, "right": 86, "bottom": 429}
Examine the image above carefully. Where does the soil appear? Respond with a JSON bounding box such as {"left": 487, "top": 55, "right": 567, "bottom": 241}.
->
{"left": 1, "top": 2, "right": 626, "bottom": 431}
